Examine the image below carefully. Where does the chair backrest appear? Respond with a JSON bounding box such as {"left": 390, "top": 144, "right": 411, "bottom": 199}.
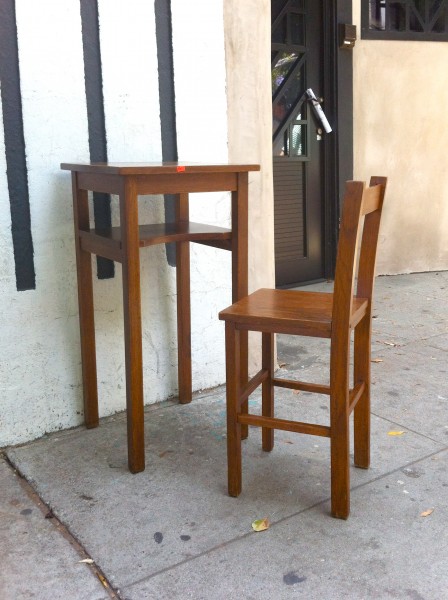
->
{"left": 332, "top": 177, "right": 388, "bottom": 334}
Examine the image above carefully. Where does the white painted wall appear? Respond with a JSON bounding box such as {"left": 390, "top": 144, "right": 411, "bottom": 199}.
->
{"left": 171, "top": 0, "right": 235, "bottom": 385}
{"left": 1, "top": 0, "right": 268, "bottom": 447}
{"left": 1, "top": 0, "right": 89, "bottom": 445}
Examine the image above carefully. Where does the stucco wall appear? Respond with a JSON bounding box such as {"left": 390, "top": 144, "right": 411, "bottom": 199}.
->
{"left": 224, "top": 0, "right": 274, "bottom": 292}
{"left": 224, "top": 0, "right": 275, "bottom": 370}
{"left": 0, "top": 0, "right": 270, "bottom": 447}
{"left": 352, "top": 4, "right": 448, "bottom": 274}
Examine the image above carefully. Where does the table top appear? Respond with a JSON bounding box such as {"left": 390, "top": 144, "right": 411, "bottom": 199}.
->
{"left": 60, "top": 161, "right": 260, "bottom": 175}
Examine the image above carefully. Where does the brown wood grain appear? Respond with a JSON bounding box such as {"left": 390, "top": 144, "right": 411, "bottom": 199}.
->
{"left": 220, "top": 177, "right": 387, "bottom": 520}
{"left": 79, "top": 222, "right": 231, "bottom": 251}
{"left": 120, "top": 177, "right": 145, "bottom": 473}
{"left": 232, "top": 172, "right": 249, "bottom": 439}
{"left": 220, "top": 288, "right": 368, "bottom": 337}
{"left": 61, "top": 161, "right": 260, "bottom": 175}
{"left": 176, "top": 193, "right": 192, "bottom": 404}
{"left": 262, "top": 332, "right": 274, "bottom": 452}
{"left": 354, "top": 176, "right": 387, "bottom": 472}
{"left": 64, "top": 161, "right": 258, "bottom": 473}
{"left": 225, "top": 322, "right": 242, "bottom": 497}
{"left": 71, "top": 173, "right": 99, "bottom": 428}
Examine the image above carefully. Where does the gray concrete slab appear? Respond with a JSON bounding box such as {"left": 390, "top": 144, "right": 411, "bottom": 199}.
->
{"left": 2, "top": 271, "right": 448, "bottom": 599}
{"left": 6, "top": 391, "right": 443, "bottom": 593}
{"left": 369, "top": 344, "right": 448, "bottom": 445}
{"left": 121, "top": 448, "right": 448, "bottom": 600}
{"left": 0, "top": 458, "right": 106, "bottom": 600}
{"left": 425, "top": 334, "right": 448, "bottom": 353}
{"left": 371, "top": 273, "right": 448, "bottom": 349}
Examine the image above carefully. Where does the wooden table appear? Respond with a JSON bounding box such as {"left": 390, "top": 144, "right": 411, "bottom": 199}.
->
{"left": 61, "top": 162, "right": 260, "bottom": 473}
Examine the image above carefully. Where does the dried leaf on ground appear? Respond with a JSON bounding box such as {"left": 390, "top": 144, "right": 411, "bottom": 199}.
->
{"left": 97, "top": 574, "right": 109, "bottom": 588}
{"left": 159, "top": 450, "right": 174, "bottom": 458}
{"left": 388, "top": 431, "right": 406, "bottom": 436}
{"left": 78, "top": 558, "right": 94, "bottom": 564}
{"left": 252, "top": 517, "right": 270, "bottom": 532}
{"left": 293, "top": 390, "right": 300, "bottom": 395}
{"left": 420, "top": 509, "right": 434, "bottom": 517}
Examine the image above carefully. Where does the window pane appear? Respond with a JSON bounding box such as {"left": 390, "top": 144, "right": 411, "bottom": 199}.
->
{"left": 273, "top": 98, "right": 288, "bottom": 135}
{"left": 272, "top": 0, "right": 286, "bottom": 23}
{"left": 290, "top": 13, "right": 305, "bottom": 44}
{"left": 430, "top": 0, "right": 445, "bottom": 20}
{"left": 272, "top": 15, "right": 287, "bottom": 43}
{"left": 278, "top": 66, "right": 304, "bottom": 110}
{"left": 272, "top": 64, "right": 305, "bottom": 136}
{"left": 432, "top": 7, "right": 447, "bottom": 32}
{"left": 363, "top": 0, "right": 448, "bottom": 39}
{"left": 430, "top": 1, "right": 446, "bottom": 31}
{"left": 291, "top": 124, "right": 307, "bottom": 156}
{"left": 370, "top": 0, "right": 386, "bottom": 30}
{"left": 389, "top": 2, "right": 407, "bottom": 31}
{"left": 272, "top": 52, "right": 299, "bottom": 94}
{"left": 273, "top": 130, "right": 288, "bottom": 157}
{"left": 410, "top": 3, "right": 425, "bottom": 31}
{"left": 413, "top": 0, "right": 426, "bottom": 19}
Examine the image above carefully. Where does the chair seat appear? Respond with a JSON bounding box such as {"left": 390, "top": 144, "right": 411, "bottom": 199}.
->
{"left": 219, "top": 288, "right": 369, "bottom": 338}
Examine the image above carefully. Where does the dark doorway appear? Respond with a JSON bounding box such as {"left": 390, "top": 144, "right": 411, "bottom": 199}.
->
{"left": 272, "top": 0, "right": 353, "bottom": 287}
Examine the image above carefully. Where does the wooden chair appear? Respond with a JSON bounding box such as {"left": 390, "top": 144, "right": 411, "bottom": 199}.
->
{"left": 219, "top": 177, "right": 387, "bottom": 519}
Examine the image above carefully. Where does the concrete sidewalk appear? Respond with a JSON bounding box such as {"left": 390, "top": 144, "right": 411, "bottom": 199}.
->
{"left": 1, "top": 272, "right": 447, "bottom": 599}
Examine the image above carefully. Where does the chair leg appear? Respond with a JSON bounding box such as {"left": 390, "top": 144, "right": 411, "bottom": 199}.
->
{"left": 240, "top": 330, "right": 249, "bottom": 440}
{"left": 353, "top": 318, "right": 371, "bottom": 469}
{"left": 262, "top": 332, "right": 274, "bottom": 452}
{"left": 225, "top": 323, "right": 242, "bottom": 497}
{"left": 330, "top": 391, "right": 350, "bottom": 519}
{"left": 330, "top": 342, "right": 350, "bottom": 519}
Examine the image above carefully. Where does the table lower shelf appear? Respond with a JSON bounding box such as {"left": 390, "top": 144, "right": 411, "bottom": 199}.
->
{"left": 78, "top": 221, "right": 232, "bottom": 262}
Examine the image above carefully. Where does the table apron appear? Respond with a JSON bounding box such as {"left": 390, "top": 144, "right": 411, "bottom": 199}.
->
{"left": 134, "top": 172, "right": 238, "bottom": 194}
{"left": 77, "top": 172, "right": 239, "bottom": 195}
{"left": 77, "top": 172, "right": 122, "bottom": 194}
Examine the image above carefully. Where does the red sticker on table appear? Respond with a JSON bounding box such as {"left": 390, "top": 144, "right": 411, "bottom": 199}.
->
{"left": 176, "top": 165, "right": 186, "bottom": 172}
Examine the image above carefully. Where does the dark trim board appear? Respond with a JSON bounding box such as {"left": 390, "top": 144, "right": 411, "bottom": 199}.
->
{"left": 155, "top": 0, "right": 178, "bottom": 267}
{"left": 0, "top": 0, "right": 36, "bottom": 291}
{"left": 322, "top": 0, "right": 354, "bottom": 279}
{"left": 80, "top": 0, "right": 114, "bottom": 279}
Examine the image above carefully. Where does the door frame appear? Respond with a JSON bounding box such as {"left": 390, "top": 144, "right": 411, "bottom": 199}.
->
{"left": 321, "top": 0, "right": 354, "bottom": 279}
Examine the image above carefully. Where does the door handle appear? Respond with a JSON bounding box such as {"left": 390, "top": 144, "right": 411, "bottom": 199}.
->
{"left": 306, "top": 88, "right": 332, "bottom": 133}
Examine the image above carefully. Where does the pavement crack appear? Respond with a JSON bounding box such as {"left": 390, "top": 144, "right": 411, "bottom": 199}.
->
{"left": 2, "top": 453, "right": 121, "bottom": 600}
{"left": 371, "top": 412, "right": 448, "bottom": 447}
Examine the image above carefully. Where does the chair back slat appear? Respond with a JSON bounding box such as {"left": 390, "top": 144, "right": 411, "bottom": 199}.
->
{"left": 332, "top": 177, "right": 387, "bottom": 333}
{"left": 361, "top": 183, "right": 383, "bottom": 215}
{"left": 332, "top": 181, "right": 366, "bottom": 335}
{"left": 357, "top": 176, "right": 387, "bottom": 299}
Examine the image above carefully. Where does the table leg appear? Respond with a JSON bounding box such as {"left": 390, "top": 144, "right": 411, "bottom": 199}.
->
{"left": 232, "top": 173, "right": 249, "bottom": 438}
{"left": 176, "top": 193, "right": 192, "bottom": 403}
{"left": 120, "top": 178, "right": 145, "bottom": 473}
{"left": 71, "top": 173, "right": 99, "bottom": 428}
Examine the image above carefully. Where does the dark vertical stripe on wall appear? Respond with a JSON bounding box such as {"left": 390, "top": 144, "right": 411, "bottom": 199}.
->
{"left": 80, "top": 0, "right": 114, "bottom": 279}
{"left": 0, "top": 0, "right": 36, "bottom": 291}
{"left": 155, "top": 0, "right": 178, "bottom": 267}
